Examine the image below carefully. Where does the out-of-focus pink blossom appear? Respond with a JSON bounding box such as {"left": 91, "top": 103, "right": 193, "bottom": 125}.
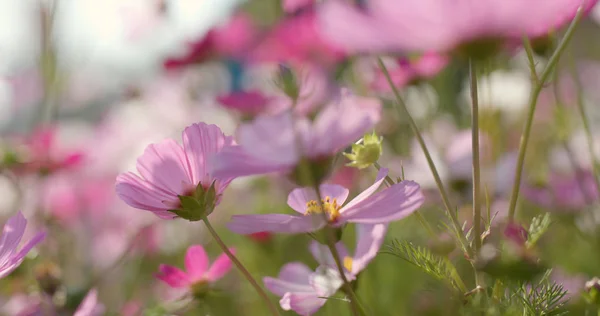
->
{"left": 74, "top": 289, "right": 105, "bottom": 316}
{"left": 248, "top": 231, "right": 273, "bottom": 243}
{"left": 264, "top": 224, "right": 386, "bottom": 315}
{"left": 211, "top": 91, "right": 381, "bottom": 180}
{"left": 116, "top": 123, "right": 234, "bottom": 219}
{"left": 283, "top": 0, "right": 315, "bottom": 13}
{"left": 503, "top": 222, "right": 528, "bottom": 247}
{"left": 523, "top": 170, "right": 599, "bottom": 211}
{"left": 251, "top": 11, "right": 345, "bottom": 66}
{"left": 227, "top": 168, "right": 423, "bottom": 234}
{"left": 371, "top": 53, "right": 449, "bottom": 91}
{"left": 0, "top": 212, "right": 45, "bottom": 279}
{"left": 156, "top": 245, "right": 233, "bottom": 289}
{"left": 319, "top": 0, "right": 597, "bottom": 55}
{"left": 217, "top": 90, "right": 276, "bottom": 118}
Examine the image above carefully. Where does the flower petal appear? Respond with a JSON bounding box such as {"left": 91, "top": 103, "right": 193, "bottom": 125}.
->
{"left": 182, "top": 123, "right": 234, "bottom": 186}
{"left": 309, "top": 266, "right": 344, "bottom": 297}
{"left": 264, "top": 262, "right": 314, "bottom": 296}
{"left": 205, "top": 249, "right": 234, "bottom": 282}
{"left": 341, "top": 168, "right": 388, "bottom": 212}
{"left": 156, "top": 264, "right": 190, "bottom": 288}
{"left": 74, "top": 289, "right": 105, "bottom": 316}
{"left": 0, "top": 212, "right": 26, "bottom": 267}
{"left": 115, "top": 173, "right": 177, "bottom": 218}
{"left": 342, "top": 180, "right": 425, "bottom": 224}
{"left": 309, "top": 241, "right": 348, "bottom": 268}
{"left": 287, "top": 184, "right": 349, "bottom": 214}
{"left": 280, "top": 292, "right": 326, "bottom": 315}
{"left": 135, "top": 139, "right": 192, "bottom": 196}
{"left": 351, "top": 224, "right": 387, "bottom": 275}
{"left": 227, "top": 214, "right": 326, "bottom": 234}
{"left": 210, "top": 145, "right": 292, "bottom": 179}
{"left": 184, "top": 245, "right": 209, "bottom": 281}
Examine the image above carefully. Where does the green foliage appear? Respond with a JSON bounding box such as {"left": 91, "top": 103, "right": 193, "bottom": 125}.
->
{"left": 514, "top": 277, "right": 569, "bottom": 316}
{"left": 382, "top": 240, "right": 467, "bottom": 292}
{"left": 527, "top": 213, "right": 552, "bottom": 248}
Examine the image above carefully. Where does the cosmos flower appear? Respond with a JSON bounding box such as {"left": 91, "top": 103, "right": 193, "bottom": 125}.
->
{"left": 227, "top": 168, "right": 423, "bottom": 234}
{"left": 115, "top": 123, "right": 234, "bottom": 220}
{"left": 319, "top": 0, "right": 597, "bottom": 57}
{"left": 264, "top": 223, "right": 387, "bottom": 315}
{"left": 0, "top": 212, "right": 46, "bottom": 279}
{"left": 210, "top": 91, "right": 381, "bottom": 182}
{"left": 156, "top": 245, "right": 233, "bottom": 296}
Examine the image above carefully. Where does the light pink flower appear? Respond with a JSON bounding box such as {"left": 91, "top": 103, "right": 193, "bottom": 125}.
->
{"left": 115, "top": 123, "right": 234, "bottom": 219}
{"left": 156, "top": 245, "right": 233, "bottom": 289}
{"left": 210, "top": 92, "right": 381, "bottom": 180}
{"left": 371, "top": 53, "right": 449, "bottom": 91}
{"left": 522, "top": 170, "right": 599, "bottom": 211}
{"left": 0, "top": 212, "right": 46, "bottom": 279}
{"left": 227, "top": 168, "right": 423, "bottom": 234}
{"left": 319, "top": 0, "right": 597, "bottom": 54}
{"left": 264, "top": 224, "right": 387, "bottom": 315}
{"left": 74, "top": 289, "right": 105, "bottom": 316}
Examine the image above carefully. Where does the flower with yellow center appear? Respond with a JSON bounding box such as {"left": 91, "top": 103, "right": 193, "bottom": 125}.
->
{"left": 304, "top": 196, "right": 342, "bottom": 222}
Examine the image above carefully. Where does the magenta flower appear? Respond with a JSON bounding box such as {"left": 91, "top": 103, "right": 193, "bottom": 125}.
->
{"left": 0, "top": 212, "right": 46, "bottom": 279}
{"left": 371, "top": 53, "right": 449, "bottom": 91}
{"left": 156, "top": 245, "right": 233, "bottom": 296}
{"left": 115, "top": 123, "right": 234, "bottom": 220}
{"left": 74, "top": 289, "right": 105, "bottom": 316}
{"left": 319, "top": 0, "right": 597, "bottom": 55}
{"left": 264, "top": 224, "right": 387, "bottom": 315}
{"left": 227, "top": 168, "right": 424, "bottom": 234}
{"left": 210, "top": 92, "right": 381, "bottom": 181}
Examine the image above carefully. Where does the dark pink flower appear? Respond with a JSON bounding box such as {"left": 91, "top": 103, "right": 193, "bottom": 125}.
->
{"left": 115, "top": 123, "right": 234, "bottom": 219}
{"left": 319, "top": 0, "right": 597, "bottom": 55}
{"left": 0, "top": 212, "right": 46, "bottom": 279}
{"left": 227, "top": 169, "right": 424, "bottom": 234}
{"left": 156, "top": 245, "right": 233, "bottom": 290}
{"left": 216, "top": 90, "right": 276, "bottom": 117}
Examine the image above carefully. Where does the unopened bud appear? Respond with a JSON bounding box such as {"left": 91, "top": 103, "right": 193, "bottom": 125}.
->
{"left": 344, "top": 132, "right": 383, "bottom": 169}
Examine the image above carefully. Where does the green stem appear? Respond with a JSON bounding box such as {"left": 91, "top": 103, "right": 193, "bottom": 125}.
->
{"left": 469, "top": 60, "right": 483, "bottom": 257}
{"left": 201, "top": 217, "right": 281, "bottom": 316}
{"left": 376, "top": 58, "right": 473, "bottom": 258}
{"left": 507, "top": 8, "right": 584, "bottom": 222}
{"left": 312, "top": 185, "right": 363, "bottom": 316}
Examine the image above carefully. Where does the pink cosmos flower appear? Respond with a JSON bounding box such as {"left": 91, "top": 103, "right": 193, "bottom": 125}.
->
{"left": 264, "top": 224, "right": 387, "bottom": 315}
{"left": 216, "top": 90, "right": 277, "bottom": 118}
{"left": 227, "top": 168, "right": 424, "bottom": 234}
{"left": 210, "top": 91, "right": 381, "bottom": 180}
{"left": 319, "top": 0, "right": 597, "bottom": 55}
{"left": 156, "top": 245, "right": 233, "bottom": 292}
{"left": 522, "top": 170, "right": 599, "bottom": 211}
{"left": 0, "top": 212, "right": 46, "bottom": 279}
{"left": 371, "top": 53, "right": 449, "bottom": 91}
{"left": 74, "top": 289, "right": 105, "bottom": 316}
{"left": 115, "top": 123, "right": 234, "bottom": 219}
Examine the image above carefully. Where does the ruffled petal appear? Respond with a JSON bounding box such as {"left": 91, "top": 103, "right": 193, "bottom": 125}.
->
{"left": 210, "top": 145, "right": 292, "bottom": 179}
{"left": 280, "top": 292, "right": 326, "bottom": 315}
{"left": 342, "top": 180, "right": 425, "bottom": 224}
{"left": 74, "top": 289, "right": 105, "bottom": 316}
{"left": 156, "top": 264, "right": 190, "bottom": 288}
{"left": 287, "top": 184, "right": 349, "bottom": 214}
{"left": 227, "top": 214, "right": 326, "bottom": 234}
{"left": 205, "top": 249, "right": 234, "bottom": 282}
{"left": 341, "top": 168, "right": 388, "bottom": 212}
{"left": 182, "top": 123, "right": 234, "bottom": 186}
{"left": 115, "top": 173, "right": 177, "bottom": 218}
{"left": 351, "top": 224, "right": 387, "bottom": 275}
{"left": 184, "top": 245, "right": 209, "bottom": 281}
{"left": 135, "top": 139, "right": 192, "bottom": 196}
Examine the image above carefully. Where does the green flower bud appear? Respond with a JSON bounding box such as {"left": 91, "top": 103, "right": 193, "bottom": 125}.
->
{"left": 344, "top": 132, "right": 383, "bottom": 169}
{"left": 170, "top": 181, "right": 218, "bottom": 221}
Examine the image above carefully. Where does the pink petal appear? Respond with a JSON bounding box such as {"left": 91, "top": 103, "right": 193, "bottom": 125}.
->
{"left": 309, "top": 266, "right": 344, "bottom": 297}
{"left": 205, "top": 249, "right": 234, "bottom": 282}
{"left": 287, "top": 184, "right": 349, "bottom": 214}
{"left": 282, "top": 0, "right": 314, "bottom": 13}
{"left": 280, "top": 291, "right": 326, "bottom": 315}
{"left": 135, "top": 139, "right": 192, "bottom": 196}
{"left": 309, "top": 241, "right": 348, "bottom": 268}
{"left": 264, "top": 262, "right": 314, "bottom": 297}
{"left": 341, "top": 168, "right": 388, "bottom": 211}
{"left": 74, "top": 289, "right": 105, "bottom": 316}
{"left": 210, "top": 145, "right": 292, "bottom": 179}
{"left": 350, "top": 224, "right": 387, "bottom": 275}
{"left": 115, "top": 173, "right": 177, "bottom": 218}
{"left": 310, "top": 93, "right": 381, "bottom": 158}
{"left": 0, "top": 212, "right": 27, "bottom": 267}
{"left": 227, "top": 214, "right": 326, "bottom": 235}
{"left": 341, "top": 181, "right": 425, "bottom": 224}
{"left": 184, "top": 245, "right": 209, "bottom": 281}
{"left": 156, "top": 264, "right": 190, "bottom": 288}
{"left": 182, "top": 123, "right": 234, "bottom": 186}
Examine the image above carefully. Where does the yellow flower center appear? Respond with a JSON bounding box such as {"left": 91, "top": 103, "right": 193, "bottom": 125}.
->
{"left": 305, "top": 196, "right": 341, "bottom": 222}
{"left": 343, "top": 256, "right": 353, "bottom": 272}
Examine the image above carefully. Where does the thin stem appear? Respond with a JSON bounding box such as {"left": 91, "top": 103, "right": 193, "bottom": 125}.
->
{"left": 469, "top": 59, "right": 482, "bottom": 257}
{"left": 201, "top": 217, "right": 281, "bottom": 316}
{"left": 507, "top": 7, "right": 584, "bottom": 222}
{"left": 522, "top": 36, "right": 540, "bottom": 86}
{"left": 376, "top": 58, "right": 473, "bottom": 258}
{"left": 313, "top": 185, "right": 363, "bottom": 316}
{"left": 569, "top": 56, "right": 600, "bottom": 199}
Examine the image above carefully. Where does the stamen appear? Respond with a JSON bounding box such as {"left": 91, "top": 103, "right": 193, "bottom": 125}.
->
{"left": 343, "top": 256, "right": 353, "bottom": 272}
{"left": 304, "top": 196, "right": 342, "bottom": 221}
